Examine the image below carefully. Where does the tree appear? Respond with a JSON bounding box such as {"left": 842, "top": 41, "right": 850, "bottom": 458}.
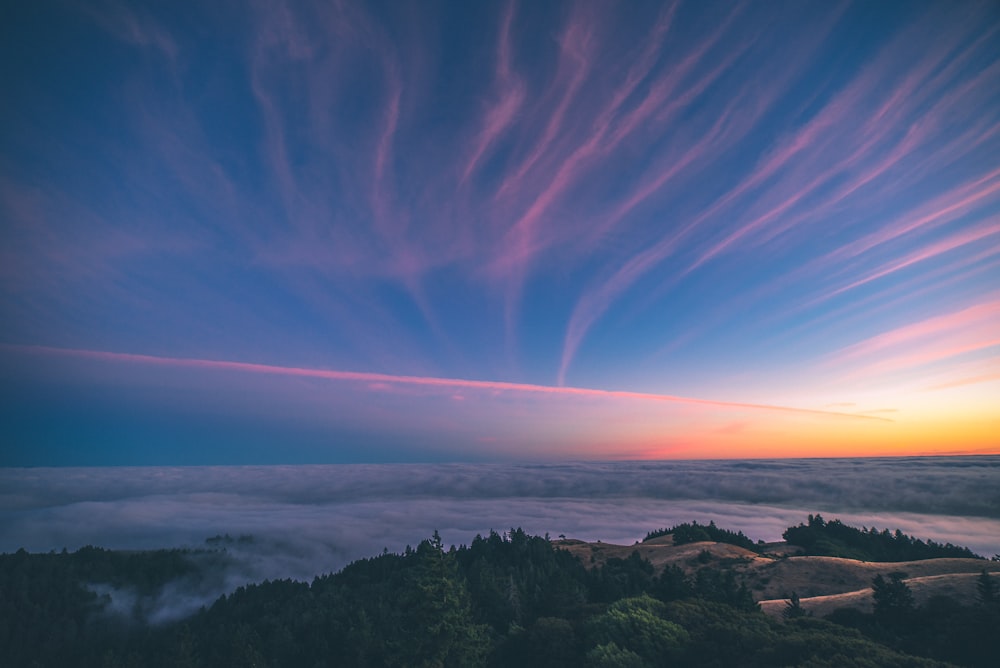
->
{"left": 783, "top": 591, "right": 807, "bottom": 619}
{"left": 586, "top": 595, "right": 688, "bottom": 665}
{"left": 523, "top": 617, "right": 579, "bottom": 666}
{"left": 585, "top": 642, "right": 647, "bottom": 668}
{"left": 977, "top": 569, "right": 997, "bottom": 608}
{"left": 392, "top": 532, "right": 490, "bottom": 667}
{"left": 871, "top": 572, "right": 914, "bottom": 627}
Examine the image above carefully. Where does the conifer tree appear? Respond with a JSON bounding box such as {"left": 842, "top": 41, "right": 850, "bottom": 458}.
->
{"left": 783, "top": 591, "right": 806, "bottom": 619}
{"left": 977, "top": 569, "right": 997, "bottom": 607}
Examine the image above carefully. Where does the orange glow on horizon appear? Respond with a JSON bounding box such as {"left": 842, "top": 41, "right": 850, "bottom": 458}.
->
{"left": 2, "top": 344, "right": 996, "bottom": 462}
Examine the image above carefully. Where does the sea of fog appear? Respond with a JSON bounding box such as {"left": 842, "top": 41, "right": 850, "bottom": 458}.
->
{"left": 2, "top": 457, "right": 998, "bottom": 622}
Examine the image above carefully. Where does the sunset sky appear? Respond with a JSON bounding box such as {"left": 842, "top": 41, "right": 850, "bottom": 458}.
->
{"left": 1, "top": 0, "right": 998, "bottom": 465}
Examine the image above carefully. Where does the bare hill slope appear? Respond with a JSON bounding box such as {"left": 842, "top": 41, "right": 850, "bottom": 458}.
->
{"left": 554, "top": 534, "right": 1000, "bottom": 617}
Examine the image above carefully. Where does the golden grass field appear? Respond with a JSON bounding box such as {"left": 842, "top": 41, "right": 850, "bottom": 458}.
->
{"left": 554, "top": 534, "right": 1000, "bottom": 618}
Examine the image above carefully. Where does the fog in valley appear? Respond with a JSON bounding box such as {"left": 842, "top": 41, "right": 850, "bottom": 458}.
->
{"left": 3, "top": 457, "right": 997, "bottom": 623}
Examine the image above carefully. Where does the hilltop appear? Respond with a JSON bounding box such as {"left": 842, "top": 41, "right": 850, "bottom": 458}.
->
{"left": 2, "top": 517, "right": 999, "bottom": 667}
{"left": 555, "top": 534, "right": 998, "bottom": 618}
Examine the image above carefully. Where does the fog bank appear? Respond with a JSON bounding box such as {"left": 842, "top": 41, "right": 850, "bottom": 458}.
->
{"left": 2, "top": 457, "right": 998, "bottom": 617}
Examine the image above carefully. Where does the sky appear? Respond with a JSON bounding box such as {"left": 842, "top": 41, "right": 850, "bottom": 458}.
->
{"left": 1, "top": 0, "right": 998, "bottom": 465}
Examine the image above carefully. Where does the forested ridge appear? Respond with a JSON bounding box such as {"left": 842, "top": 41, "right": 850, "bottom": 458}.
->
{"left": 2, "top": 519, "right": 998, "bottom": 667}
{"left": 782, "top": 514, "right": 980, "bottom": 561}
{"left": 644, "top": 521, "right": 759, "bottom": 551}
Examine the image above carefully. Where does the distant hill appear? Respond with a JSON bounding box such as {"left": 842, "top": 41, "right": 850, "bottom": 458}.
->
{"left": 782, "top": 513, "right": 980, "bottom": 561}
{"left": 557, "top": 535, "right": 996, "bottom": 606}
{"left": 643, "top": 520, "right": 759, "bottom": 551}
{"left": 2, "top": 517, "right": 999, "bottom": 667}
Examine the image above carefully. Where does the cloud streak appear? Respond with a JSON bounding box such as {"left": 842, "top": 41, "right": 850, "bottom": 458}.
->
{"left": 1, "top": 1, "right": 997, "bottom": 462}
{"left": 557, "top": 3, "right": 1000, "bottom": 380}
{"left": 825, "top": 298, "right": 1000, "bottom": 382}
{"left": 2, "top": 344, "right": 890, "bottom": 422}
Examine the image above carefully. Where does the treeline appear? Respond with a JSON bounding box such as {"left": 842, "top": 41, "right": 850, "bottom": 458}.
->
{"left": 643, "top": 521, "right": 759, "bottom": 551}
{"left": 0, "top": 545, "right": 231, "bottom": 666}
{"left": 783, "top": 514, "right": 981, "bottom": 561}
{"left": 818, "top": 568, "right": 1000, "bottom": 667}
{"left": 0, "top": 520, "right": 995, "bottom": 667}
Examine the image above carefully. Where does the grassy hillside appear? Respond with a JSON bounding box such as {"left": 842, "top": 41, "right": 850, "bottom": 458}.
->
{"left": 2, "top": 518, "right": 998, "bottom": 667}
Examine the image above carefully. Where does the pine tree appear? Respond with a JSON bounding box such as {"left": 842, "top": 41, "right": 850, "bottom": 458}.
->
{"left": 392, "top": 532, "right": 489, "bottom": 667}
{"left": 977, "top": 569, "right": 997, "bottom": 607}
{"left": 783, "top": 591, "right": 806, "bottom": 619}
{"left": 871, "top": 572, "right": 913, "bottom": 627}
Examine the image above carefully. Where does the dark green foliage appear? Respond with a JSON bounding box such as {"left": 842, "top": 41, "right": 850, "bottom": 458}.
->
{"left": 590, "top": 551, "right": 655, "bottom": 603}
{"left": 871, "top": 572, "right": 915, "bottom": 626}
{"left": 494, "top": 617, "right": 581, "bottom": 667}
{"left": 977, "top": 569, "right": 997, "bottom": 607}
{"left": 584, "top": 642, "right": 646, "bottom": 668}
{"left": 1, "top": 520, "right": 989, "bottom": 667}
{"left": 584, "top": 595, "right": 688, "bottom": 666}
{"left": 665, "top": 603, "right": 944, "bottom": 668}
{"left": 455, "top": 528, "right": 589, "bottom": 629}
{"left": 662, "top": 598, "right": 776, "bottom": 666}
{"left": 392, "top": 532, "right": 490, "bottom": 666}
{"left": 193, "top": 578, "right": 318, "bottom": 667}
{"left": 691, "top": 567, "right": 758, "bottom": 611}
{"left": 783, "top": 513, "right": 980, "bottom": 561}
{"left": 826, "top": 587, "right": 1000, "bottom": 668}
{"left": 0, "top": 545, "right": 222, "bottom": 667}
{"left": 764, "top": 617, "right": 945, "bottom": 667}
{"left": 650, "top": 564, "right": 692, "bottom": 602}
{"left": 643, "top": 521, "right": 758, "bottom": 551}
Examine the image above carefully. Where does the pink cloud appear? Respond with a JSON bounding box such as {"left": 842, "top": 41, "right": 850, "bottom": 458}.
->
{"left": 832, "top": 300, "right": 1000, "bottom": 362}
{"left": 849, "top": 339, "right": 1000, "bottom": 383}
{"left": 822, "top": 298, "right": 1000, "bottom": 382}
{"left": 824, "top": 165, "right": 1000, "bottom": 267}
{"left": 818, "top": 224, "right": 1000, "bottom": 303}
{"left": 488, "top": 3, "right": 741, "bottom": 342}
{"left": 371, "top": 66, "right": 403, "bottom": 247}
{"left": 701, "top": 14, "right": 1000, "bottom": 270}
{"left": 570, "top": 14, "right": 1000, "bottom": 381}
{"left": 924, "top": 371, "right": 1000, "bottom": 392}
{"left": 556, "top": 11, "right": 864, "bottom": 381}
{"left": 682, "top": 22, "right": 1000, "bottom": 274}
{"left": 2, "top": 344, "right": 891, "bottom": 423}
{"left": 494, "top": 7, "right": 598, "bottom": 198}
{"left": 462, "top": 1, "right": 525, "bottom": 183}
{"left": 600, "top": 5, "right": 745, "bottom": 150}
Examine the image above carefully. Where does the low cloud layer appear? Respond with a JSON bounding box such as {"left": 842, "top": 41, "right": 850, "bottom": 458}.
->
{"left": 2, "top": 458, "right": 998, "bottom": 621}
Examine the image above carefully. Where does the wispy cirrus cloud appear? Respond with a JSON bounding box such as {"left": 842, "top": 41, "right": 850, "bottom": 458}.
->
{"left": 84, "top": 0, "right": 179, "bottom": 66}
{"left": 559, "top": 3, "right": 1000, "bottom": 380}
{"left": 824, "top": 298, "right": 1000, "bottom": 383}
{"left": 924, "top": 369, "right": 1000, "bottom": 392}
{"left": 2, "top": 1, "right": 998, "bottom": 463}
{"left": 462, "top": 1, "right": 524, "bottom": 184}
{"left": 2, "top": 343, "right": 890, "bottom": 422}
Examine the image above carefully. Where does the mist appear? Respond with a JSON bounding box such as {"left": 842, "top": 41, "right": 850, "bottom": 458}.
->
{"left": 3, "top": 458, "right": 998, "bottom": 623}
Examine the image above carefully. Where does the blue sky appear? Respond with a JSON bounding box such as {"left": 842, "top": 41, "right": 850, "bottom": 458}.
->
{"left": 1, "top": 0, "right": 998, "bottom": 464}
